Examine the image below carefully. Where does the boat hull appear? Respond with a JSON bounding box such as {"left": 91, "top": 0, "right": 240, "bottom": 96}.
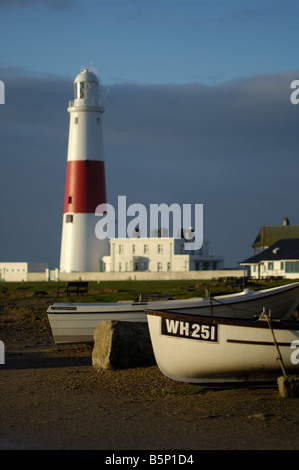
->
{"left": 47, "top": 304, "right": 148, "bottom": 345}
{"left": 146, "top": 310, "right": 299, "bottom": 384}
{"left": 47, "top": 282, "right": 299, "bottom": 345}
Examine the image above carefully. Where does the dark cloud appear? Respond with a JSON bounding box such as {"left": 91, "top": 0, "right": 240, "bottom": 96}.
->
{"left": 0, "top": 69, "right": 298, "bottom": 267}
{"left": 0, "top": 72, "right": 70, "bottom": 265}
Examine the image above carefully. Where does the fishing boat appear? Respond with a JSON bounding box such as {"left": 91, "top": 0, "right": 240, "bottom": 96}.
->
{"left": 47, "top": 282, "right": 299, "bottom": 345}
{"left": 146, "top": 308, "right": 299, "bottom": 384}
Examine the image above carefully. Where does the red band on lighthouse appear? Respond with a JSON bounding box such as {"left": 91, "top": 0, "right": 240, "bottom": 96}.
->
{"left": 64, "top": 160, "right": 106, "bottom": 213}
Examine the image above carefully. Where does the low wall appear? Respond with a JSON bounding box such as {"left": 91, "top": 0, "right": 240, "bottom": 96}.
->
{"left": 26, "top": 269, "right": 246, "bottom": 282}
{"left": 26, "top": 273, "right": 48, "bottom": 282}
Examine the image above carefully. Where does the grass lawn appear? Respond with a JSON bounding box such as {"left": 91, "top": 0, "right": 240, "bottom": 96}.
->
{"left": 0, "top": 277, "right": 295, "bottom": 304}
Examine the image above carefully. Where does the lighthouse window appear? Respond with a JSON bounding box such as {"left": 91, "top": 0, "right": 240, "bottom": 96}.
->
{"left": 74, "top": 82, "right": 85, "bottom": 99}
{"left": 74, "top": 117, "right": 78, "bottom": 124}
{"left": 66, "top": 214, "right": 73, "bottom": 223}
{"left": 68, "top": 196, "right": 72, "bottom": 204}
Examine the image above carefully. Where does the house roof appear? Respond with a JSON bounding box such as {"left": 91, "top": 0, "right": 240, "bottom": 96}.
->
{"left": 252, "top": 225, "right": 299, "bottom": 248}
{"left": 242, "top": 238, "right": 299, "bottom": 264}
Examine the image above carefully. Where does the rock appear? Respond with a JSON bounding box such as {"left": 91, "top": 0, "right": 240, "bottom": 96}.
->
{"left": 277, "top": 375, "right": 299, "bottom": 398}
{"left": 92, "top": 321, "right": 156, "bottom": 370}
{"left": 248, "top": 413, "right": 267, "bottom": 420}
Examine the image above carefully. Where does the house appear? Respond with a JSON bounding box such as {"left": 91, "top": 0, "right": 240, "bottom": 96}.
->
{"left": 0, "top": 262, "right": 48, "bottom": 282}
{"left": 101, "top": 236, "right": 223, "bottom": 273}
{"left": 240, "top": 238, "right": 299, "bottom": 279}
{"left": 252, "top": 217, "right": 299, "bottom": 255}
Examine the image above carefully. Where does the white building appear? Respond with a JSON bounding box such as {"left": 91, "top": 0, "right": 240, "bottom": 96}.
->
{"left": 102, "top": 235, "right": 223, "bottom": 273}
{"left": 0, "top": 263, "right": 48, "bottom": 282}
{"left": 240, "top": 238, "right": 299, "bottom": 279}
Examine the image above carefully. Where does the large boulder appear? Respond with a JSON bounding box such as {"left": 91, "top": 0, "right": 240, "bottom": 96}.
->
{"left": 92, "top": 320, "right": 156, "bottom": 370}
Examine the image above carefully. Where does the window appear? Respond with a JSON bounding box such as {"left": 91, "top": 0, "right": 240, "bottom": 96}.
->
{"left": 167, "top": 262, "right": 171, "bottom": 272}
{"left": 119, "top": 244, "right": 124, "bottom": 254}
{"left": 157, "top": 262, "right": 163, "bottom": 272}
{"left": 74, "top": 117, "right": 78, "bottom": 124}
{"left": 280, "top": 261, "right": 284, "bottom": 270}
{"left": 68, "top": 196, "right": 72, "bottom": 204}
{"left": 158, "top": 244, "right": 163, "bottom": 254}
{"left": 144, "top": 244, "right": 149, "bottom": 254}
{"left": 285, "top": 261, "right": 299, "bottom": 273}
{"left": 132, "top": 244, "right": 136, "bottom": 254}
{"left": 268, "top": 262, "right": 274, "bottom": 270}
{"left": 75, "top": 82, "right": 84, "bottom": 99}
{"left": 66, "top": 214, "right": 73, "bottom": 223}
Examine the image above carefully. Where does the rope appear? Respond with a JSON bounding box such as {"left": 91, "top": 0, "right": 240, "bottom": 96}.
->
{"left": 261, "top": 309, "right": 288, "bottom": 379}
{"left": 208, "top": 292, "right": 258, "bottom": 317}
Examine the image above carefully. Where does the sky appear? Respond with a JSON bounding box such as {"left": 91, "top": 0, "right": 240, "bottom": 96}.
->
{"left": 1, "top": 0, "right": 299, "bottom": 269}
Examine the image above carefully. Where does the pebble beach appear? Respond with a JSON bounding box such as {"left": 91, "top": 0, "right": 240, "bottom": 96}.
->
{"left": 1, "top": 291, "right": 299, "bottom": 451}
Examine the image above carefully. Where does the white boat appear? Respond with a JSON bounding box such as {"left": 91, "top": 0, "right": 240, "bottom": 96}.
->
{"left": 146, "top": 309, "right": 299, "bottom": 384}
{"left": 47, "top": 282, "right": 299, "bottom": 345}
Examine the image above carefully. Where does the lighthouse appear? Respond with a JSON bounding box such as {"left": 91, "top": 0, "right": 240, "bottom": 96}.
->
{"left": 59, "top": 67, "right": 109, "bottom": 272}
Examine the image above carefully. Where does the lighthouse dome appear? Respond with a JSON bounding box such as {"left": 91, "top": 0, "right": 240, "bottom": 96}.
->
{"left": 73, "top": 67, "right": 101, "bottom": 107}
{"left": 74, "top": 68, "right": 99, "bottom": 84}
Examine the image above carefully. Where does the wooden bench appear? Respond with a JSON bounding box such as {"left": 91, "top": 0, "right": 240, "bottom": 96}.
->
{"left": 57, "top": 281, "right": 89, "bottom": 296}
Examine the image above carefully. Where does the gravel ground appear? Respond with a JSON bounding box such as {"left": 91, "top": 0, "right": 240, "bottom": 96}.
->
{"left": 1, "top": 295, "right": 299, "bottom": 451}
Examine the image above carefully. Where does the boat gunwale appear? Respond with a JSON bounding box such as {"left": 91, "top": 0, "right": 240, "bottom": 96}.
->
{"left": 145, "top": 309, "right": 299, "bottom": 330}
{"left": 46, "top": 282, "right": 299, "bottom": 314}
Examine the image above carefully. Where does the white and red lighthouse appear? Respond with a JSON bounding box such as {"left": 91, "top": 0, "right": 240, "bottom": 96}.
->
{"left": 59, "top": 67, "right": 109, "bottom": 272}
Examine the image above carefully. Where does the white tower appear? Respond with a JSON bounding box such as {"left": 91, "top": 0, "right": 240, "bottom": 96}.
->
{"left": 59, "top": 67, "right": 109, "bottom": 272}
